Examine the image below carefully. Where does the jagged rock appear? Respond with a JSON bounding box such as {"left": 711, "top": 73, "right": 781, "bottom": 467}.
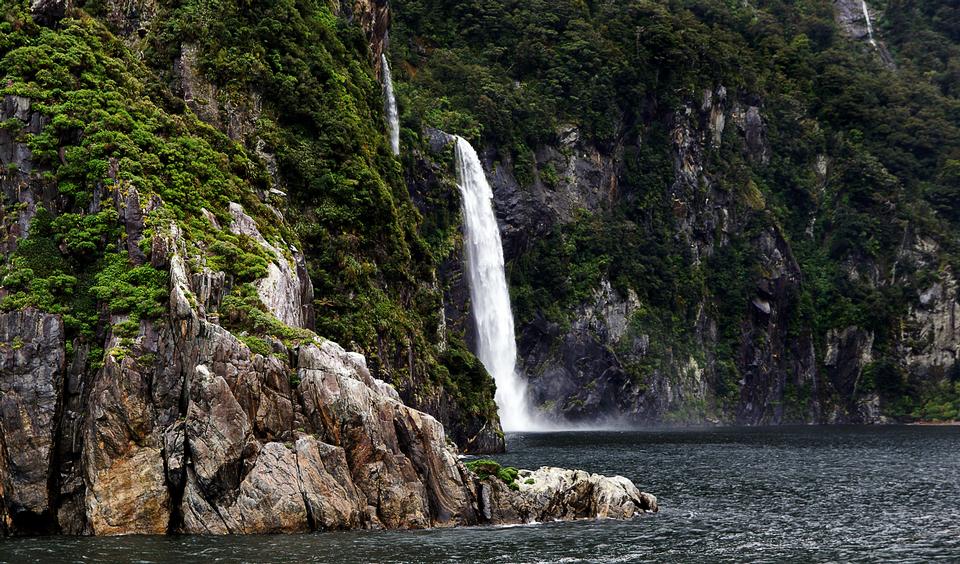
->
{"left": 194, "top": 441, "right": 311, "bottom": 534}
{"left": 30, "top": 0, "right": 71, "bottom": 26}
{"left": 481, "top": 467, "right": 658, "bottom": 523}
{"left": 0, "top": 310, "right": 64, "bottom": 531}
{"left": 730, "top": 104, "right": 770, "bottom": 165}
{"left": 294, "top": 436, "right": 366, "bottom": 530}
{"left": 228, "top": 202, "right": 313, "bottom": 329}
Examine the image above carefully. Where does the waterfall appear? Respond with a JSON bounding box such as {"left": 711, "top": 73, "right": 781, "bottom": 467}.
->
{"left": 861, "top": 0, "right": 878, "bottom": 48}
{"left": 454, "top": 136, "right": 535, "bottom": 432}
{"left": 381, "top": 54, "right": 400, "bottom": 156}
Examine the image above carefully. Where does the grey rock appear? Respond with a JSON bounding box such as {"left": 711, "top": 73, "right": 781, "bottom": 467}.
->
{"left": 30, "top": 0, "right": 71, "bottom": 25}
{"left": 481, "top": 467, "right": 658, "bottom": 524}
{"left": 0, "top": 310, "right": 64, "bottom": 532}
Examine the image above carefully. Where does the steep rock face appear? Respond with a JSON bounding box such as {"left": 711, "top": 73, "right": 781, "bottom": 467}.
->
{"left": 522, "top": 280, "right": 645, "bottom": 422}
{"left": 81, "top": 316, "right": 178, "bottom": 535}
{"left": 833, "top": 0, "right": 895, "bottom": 66}
{"left": 735, "top": 229, "right": 819, "bottom": 425}
{"left": 336, "top": 0, "right": 391, "bottom": 73}
{"left": 899, "top": 236, "right": 960, "bottom": 381}
{"left": 486, "top": 126, "right": 622, "bottom": 260}
{"left": 824, "top": 326, "right": 881, "bottom": 422}
{"left": 0, "top": 310, "right": 64, "bottom": 532}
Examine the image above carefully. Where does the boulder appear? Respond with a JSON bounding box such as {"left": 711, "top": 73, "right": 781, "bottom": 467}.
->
{"left": 480, "top": 466, "right": 658, "bottom": 524}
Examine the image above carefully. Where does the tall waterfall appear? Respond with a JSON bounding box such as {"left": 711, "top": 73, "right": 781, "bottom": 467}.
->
{"left": 381, "top": 54, "right": 400, "bottom": 156}
{"left": 454, "top": 136, "right": 534, "bottom": 432}
{"left": 861, "top": 0, "right": 878, "bottom": 47}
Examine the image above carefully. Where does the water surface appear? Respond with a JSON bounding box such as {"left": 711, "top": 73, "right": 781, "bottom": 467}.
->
{"left": 3, "top": 425, "right": 958, "bottom": 563}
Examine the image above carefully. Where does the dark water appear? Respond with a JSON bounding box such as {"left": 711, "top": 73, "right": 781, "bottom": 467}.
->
{"left": 2, "top": 426, "right": 959, "bottom": 563}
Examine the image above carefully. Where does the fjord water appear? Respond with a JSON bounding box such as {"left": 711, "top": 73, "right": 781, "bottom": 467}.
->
{"left": 454, "top": 136, "right": 534, "bottom": 431}
{"left": 4, "top": 426, "right": 958, "bottom": 563}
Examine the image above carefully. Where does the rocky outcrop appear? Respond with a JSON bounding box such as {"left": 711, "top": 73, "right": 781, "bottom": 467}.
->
{"left": 30, "top": 0, "right": 71, "bottom": 26}
{"left": 0, "top": 310, "right": 64, "bottom": 532}
{"left": 0, "top": 194, "right": 654, "bottom": 535}
{"left": 227, "top": 202, "right": 313, "bottom": 329}
{"left": 833, "top": 0, "right": 895, "bottom": 67}
{"left": 336, "top": 0, "right": 391, "bottom": 73}
{"left": 481, "top": 467, "right": 657, "bottom": 524}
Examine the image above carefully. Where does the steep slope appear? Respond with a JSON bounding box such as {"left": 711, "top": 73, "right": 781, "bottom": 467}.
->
{"left": 0, "top": 0, "right": 658, "bottom": 535}
{"left": 392, "top": 0, "right": 960, "bottom": 424}
{"left": 14, "top": 0, "right": 504, "bottom": 450}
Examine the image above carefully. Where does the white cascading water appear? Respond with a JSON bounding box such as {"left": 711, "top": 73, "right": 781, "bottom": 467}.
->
{"left": 454, "top": 136, "right": 535, "bottom": 432}
{"left": 381, "top": 54, "right": 400, "bottom": 156}
{"left": 861, "top": 0, "right": 878, "bottom": 47}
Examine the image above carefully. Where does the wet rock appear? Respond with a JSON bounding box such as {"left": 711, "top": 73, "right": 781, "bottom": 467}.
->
{"left": 294, "top": 436, "right": 365, "bottom": 530}
{"left": 824, "top": 326, "right": 880, "bottom": 423}
{"left": 82, "top": 324, "right": 174, "bottom": 535}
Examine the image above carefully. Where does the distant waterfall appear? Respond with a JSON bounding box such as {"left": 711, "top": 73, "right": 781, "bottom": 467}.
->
{"left": 861, "top": 0, "right": 878, "bottom": 47}
{"left": 381, "top": 54, "right": 400, "bottom": 156}
{"left": 454, "top": 136, "right": 534, "bottom": 432}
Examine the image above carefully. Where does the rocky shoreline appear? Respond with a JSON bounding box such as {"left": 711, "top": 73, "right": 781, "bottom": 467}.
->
{"left": 0, "top": 218, "right": 656, "bottom": 535}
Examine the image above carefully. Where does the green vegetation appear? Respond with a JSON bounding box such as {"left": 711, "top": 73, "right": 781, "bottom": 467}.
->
{"left": 392, "top": 0, "right": 960, "bottom": 420}
{"left": 0, "top": 0, "right": 499, "bottom": 440}
{"left": 465, "top": 459, "right": 522, "bottom": 490}
{"left": 3, "top": 0, "right": 959, "bottom": 437}
{"left": 0, "top": 3, "right": 288, "bottom": 354}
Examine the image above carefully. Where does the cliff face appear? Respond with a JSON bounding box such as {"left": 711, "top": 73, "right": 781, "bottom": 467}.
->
{"left": 476, "top": 87, "right": 954, "bottom": 426}
{"left": 481, "top": 98, "right": 824, "bottom": 426}
{"left": 0, "top": 2, "right": 659, "bottom": 535}
{"left": 393, "top": 0, "right": 960, "bottom": 426}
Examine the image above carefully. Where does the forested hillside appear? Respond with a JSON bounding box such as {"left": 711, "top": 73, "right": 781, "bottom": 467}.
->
{"left": 390, "top": 0, "right": 960, "bottom": 423}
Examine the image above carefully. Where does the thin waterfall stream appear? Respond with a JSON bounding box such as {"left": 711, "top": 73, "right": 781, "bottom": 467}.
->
{"left": 861, "top": 0, "right": 878, "bottom": 47}
{"left": 382, "top": 54, "right": 400, "bottom": 156}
